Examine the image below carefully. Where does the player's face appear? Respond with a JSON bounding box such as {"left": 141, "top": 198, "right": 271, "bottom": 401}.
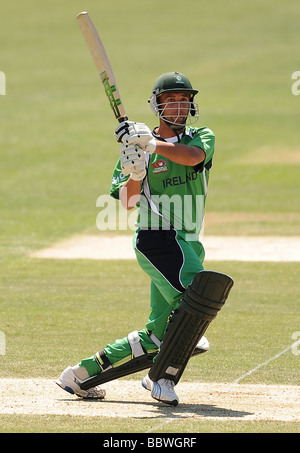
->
{"left": 158, "top": 92, "right": 191, "bottom": 125}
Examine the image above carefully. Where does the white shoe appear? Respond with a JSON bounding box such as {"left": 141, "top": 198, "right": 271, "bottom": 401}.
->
{"left": 142, "top": 373, "right": 152, "bottom": 391}
{"left": 55, "top": 366, "right": 106, "bottom": 399}
{"left": 195, "top": 336, "right": 210, "bottom": 353}
{"left": 142, "top": 374, "right": 179, "bottom": 406}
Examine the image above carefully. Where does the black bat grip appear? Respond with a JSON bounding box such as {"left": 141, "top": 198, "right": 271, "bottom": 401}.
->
{"left": 118, "top": 116, "right": 128, "bottom": 123}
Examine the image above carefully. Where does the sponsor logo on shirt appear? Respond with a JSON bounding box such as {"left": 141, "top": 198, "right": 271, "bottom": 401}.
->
{"left": 151, "top": 159, "right": 168, "bottom": 174}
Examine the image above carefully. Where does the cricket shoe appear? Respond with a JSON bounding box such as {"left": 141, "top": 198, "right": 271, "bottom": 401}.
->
{"left": 142, "top": 374, "right": 179, "bottom": 406}
{"left": 56, "top": 366, "right": 106, "bottom": 399}
{"left": 196, "top": 335, "right": 209, "bottom": 353}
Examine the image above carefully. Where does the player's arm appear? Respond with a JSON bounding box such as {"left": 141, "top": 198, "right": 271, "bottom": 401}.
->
{"left": 153, "top": 141, "right": 205, "bottom": 166}
{"left": 115, "top": 121, "right": 205, "bottom": 166}
{"left": 120, "top": 178, "right": 141, "bottom": 210}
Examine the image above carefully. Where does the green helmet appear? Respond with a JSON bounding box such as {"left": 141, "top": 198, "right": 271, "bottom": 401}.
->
{"left": 150, "top": 71, "right": 198, "bottom": 98}
{"left": 149, "top": 72, "right": 199, "bottom": 129}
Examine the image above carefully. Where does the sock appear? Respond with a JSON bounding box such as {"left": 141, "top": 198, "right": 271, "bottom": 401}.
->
{"left": 71, "top": 364, "right": 90, "bottom": 380}
{"left": 78, "top": 356, "right": 102, "bottom": 377}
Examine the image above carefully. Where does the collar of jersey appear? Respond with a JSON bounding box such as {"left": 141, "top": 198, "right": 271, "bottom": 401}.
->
{"left": 152, "top": 128, "right": 184, "bottom": 143}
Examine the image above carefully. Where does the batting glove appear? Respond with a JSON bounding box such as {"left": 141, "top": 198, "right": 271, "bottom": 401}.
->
{"left": 120, "top": 144, "right": 146, "bottom": 180}
{"left": 115, "top": 121, "right": 156, "bottom": 154}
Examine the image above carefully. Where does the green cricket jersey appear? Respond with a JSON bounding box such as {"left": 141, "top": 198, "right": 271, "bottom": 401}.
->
{"left": 110, "top": 126, "right": 215, "bottom": 236}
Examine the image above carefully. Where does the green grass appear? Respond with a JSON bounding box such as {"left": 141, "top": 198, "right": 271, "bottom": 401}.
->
{"left": 0, "top": 415, "right": 299, "bottom": 434}
{"left": 0, "top": 259, "right": 299, "bottom": 433}
{"left": 1, "top": 259, "right": 299, "bottom": 384}
{"left": 0, "top": 0, "right": 299, "bottom": 434}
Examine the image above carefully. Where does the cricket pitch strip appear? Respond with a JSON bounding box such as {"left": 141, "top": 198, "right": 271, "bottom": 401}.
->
{"left": 0, "top": 378, "right": 299, "bottom": 422}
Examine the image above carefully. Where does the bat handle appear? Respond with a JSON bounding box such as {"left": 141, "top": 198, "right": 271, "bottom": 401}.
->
{"left": 118, "top": 116, "right": 128, "bottom": 123}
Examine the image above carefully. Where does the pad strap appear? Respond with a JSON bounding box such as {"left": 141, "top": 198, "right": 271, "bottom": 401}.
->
{"left": 95, "top": 349, "right": 112, "bottom": 372}
{"left": 128, "top": 330, "right": 144, "bottom": 358}
{"left": 148, "top": 331, "right": 161, "bottom": 348}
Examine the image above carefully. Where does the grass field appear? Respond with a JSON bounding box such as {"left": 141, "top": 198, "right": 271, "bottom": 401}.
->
{"left": 0, "top": 0, "right": 299, "bottom": 434}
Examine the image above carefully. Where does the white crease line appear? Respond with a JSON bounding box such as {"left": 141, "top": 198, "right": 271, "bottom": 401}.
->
{"left": 233, "top": 340, "right": 300, "bottom": 384}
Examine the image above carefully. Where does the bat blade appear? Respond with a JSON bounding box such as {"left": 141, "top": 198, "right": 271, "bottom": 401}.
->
{"left": 77, "top": 12, "right": 127, "bottom": 122}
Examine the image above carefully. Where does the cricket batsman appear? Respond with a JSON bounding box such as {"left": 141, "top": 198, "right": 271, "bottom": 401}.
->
{"left": 56, "top": 72, "right": 233, "bottom": 405}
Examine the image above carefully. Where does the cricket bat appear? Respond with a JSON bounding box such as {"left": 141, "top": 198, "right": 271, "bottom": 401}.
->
{"left": 77, "top": 12, "right": 127, "bottom": 122}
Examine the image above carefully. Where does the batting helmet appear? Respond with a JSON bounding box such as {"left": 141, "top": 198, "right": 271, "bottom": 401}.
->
{"left": 149, "top": 72, "right": 199, "bottom": 128}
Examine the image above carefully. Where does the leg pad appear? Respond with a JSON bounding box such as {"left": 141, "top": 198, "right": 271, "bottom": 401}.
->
{"left": 148, "top": 270, "right": 234, "bottom": 384}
